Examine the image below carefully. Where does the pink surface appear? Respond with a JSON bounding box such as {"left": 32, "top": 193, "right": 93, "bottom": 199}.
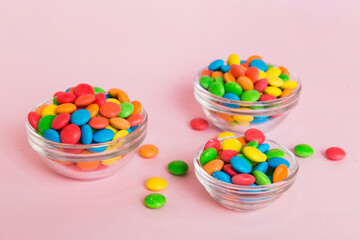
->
{"left": 0, "top": 0, "right": 359, "bottom": 239}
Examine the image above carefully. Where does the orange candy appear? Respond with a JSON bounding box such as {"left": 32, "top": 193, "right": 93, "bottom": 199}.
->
{"left": 77, "top": 161, "right": 101, "bottom": 171}
{"left": 230, "top": 64, "right": 245, "bottom": 78}
{"left": 237, "top": 136, "right": 247, "bottom": 146}
{"left": 110, "top": 117, "right": 131, "bottom": 130}
{"left": 241, "top": 62, "right": 249, "bottom": 68}
{"left": 139, "top": 144, "right": 159, "bottom": 158}
{"left": 273, "top": 164, "right": 288, "bottom": 183}
{"left": 216, "top": 112, "right": 234, "bottom": 121}
{"left": 131, "top": 101, "right": 142, "bottom": 114}
{"left": 117, "top": 89, "right": 130, "bottom": 103}
{"left": 237, "top": 76, "right": 254, "bottom": 90}
{"left": 224, "top": 72, "right": 236, "bottom": 83}
{"left": 35, "top": 104, "right": 48, "bottom": 115}
{"left": 99, "top": 102, "right": 121, "bottom": 118}
{"left": 85, "top": 103, "right": 99, "bottom": 118}
{"left": 247, "top": 55, "right": 263, "bottom": 63}
{"left": 279, "top": 66, "right": 290, "bottom": 75}
{"left": 108, "top": 88, "right": 120, "bottom": 98}
{"left": 211, "top": 71, "right": 224, "bottom": 79}
{"left": 201, "top": 69, "right": 211, "bottom": 76}
{"left": 55, "top": 103, "right": 77, "bottom": 114}
{"left": 74, "top": 94, "right": 95, "bottom": 107}
{"left": 203, "top": 159, "right": 224, "bottom": 175}
{"left": 280, "top": 88, "right": 293, "bottom": 98}
{"left": 88, "top": 116, "right": 109, "bottom": 129}
{"left": 245, "top": 67, "right": 259, "bottom": 83}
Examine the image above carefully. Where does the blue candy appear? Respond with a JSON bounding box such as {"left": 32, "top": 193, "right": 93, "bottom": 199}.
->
{"left": 130, "top": 126, "right": 138, "bottom": 131}
{"left": 105, "top": 93, "right": 111, "bottom": 99}
{"left": 212, "top": 171, "right": 231, "bottom": 183}
{"left": 268, "top": 157, "right": 290, "bottom": 168}
{"left": 93, "top": 129, "right": 115, "bottom": 143}
{"left": 88, "top": 145, "right": 107, "bottom": 152}
{"left": 223, "top": 93, "right": 240, "bottom": 108}
{"left": 253, "top": 162, "right": 268, "bottom": 173}
{"left": 240, "top": 60, "right": 246, "bottom": 64}
{"left": 249, "top": 59, "right": 268, "bottom": 72}
{"left": 43, "top": 129, "right": 60, "bottom": 143}
{"left": 257, "top": 143, "right": 270, "bottom": 153}
{"left": 208, "top": 59, "right": 224, "bottom": 71}
{"left": 65, "top": 88, "right": 70, "bottom": 92}
{"left": 80, "top": 124, "right": 93, "bottom": 145}
{"left": 267, "top": 174, "right": 273, "bottom": 183}
{"left": 254, "top": 115, "right": 268, "bottom": 119}
{"left": 220, "top": 65, "right": 230, "bottom": 73}
{"left": 230, "top": 156, "right": 252, "bottom": 174}
{"left": 126, "top": 128, "right": 132, "bottom": 134}
{"left": 251, "top": 118, "right": 269, "bottom": 124}
{"left": 70, "top": 109, "right": 91, "bottom": 126}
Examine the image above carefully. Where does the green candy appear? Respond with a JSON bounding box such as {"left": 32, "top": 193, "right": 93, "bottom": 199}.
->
{"left": 265, "top": 149, "right": 285, "bottom": 160}
{"left": 267, "top": 64, "right": 274, "bottom": 69}
{"left": 93, "top": 86, "right": 106, "bottom": 94}
{"left": 168, "top": 160, "right": 189, "bottom": 176}
{"left": 251, "top": 106, "right": 264, "bottom": 110}
{"left": 52, "top": 97, "right": 59, "bottom": 105}
{"left": 279, "top": 73, "right": 289, "bottom": 81}
{"left": 214, "top": 77, "right": 224, "bottom": 85}
{"left": 294, "top": 144, "right": 314, "bottom": 158}
{"left": 241, "top": 90, "right": 260, "bottom": 102}
{"left": 208, "top": 82, "right": 225, "bottom": 97}
{"left": 38, "top": 115, "right": 55, "bottom": 133}
{"left": 253, "top": 170, "right": 272, "bottom": 185}
{"left": 200, "top": 148, "right": 217, "bottom": 166}
{"left": 224, "top": 82, "right": 242, "bottom": 96}
{"left": 144, "top": 193, "right": 166, "bottom": 209}
{"left": 199, "top": 76, "right": 214, "bottom": 89}
{"left": 118, "top": 102, "right": 134, "bottom": 118}
{"left": 245, "top": 141, "right": 259, "bottom": 148}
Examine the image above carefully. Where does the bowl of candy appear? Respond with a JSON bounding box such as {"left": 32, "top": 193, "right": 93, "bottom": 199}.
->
{"left": 26, "top": 84, "right": 147, "bottom": 180}
{"left": 193, "top": 129, "right": 299, "bottom": 211}
{"left": 193, "top": 54, "right": 301, "bottom": 133}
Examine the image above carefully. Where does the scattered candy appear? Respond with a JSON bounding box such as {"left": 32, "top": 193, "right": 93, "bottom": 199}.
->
{"left": 168, "top": 160, "right": 189, "bottom": 176}
{"left": 190, "top": 118, "right": 209, "bottom": 130}
{"left": 199, "top": 128, "right": 291, "bottom": 186}
{"left": 325, "top": 147, "right": 346, "bottom": 161}
{"left": 294, "top": 144, "right": 314, "bottom": 158}
{"left": 144, "top": 193, "right": 166, "bottom": 209}
{"left": 139, "top": 144, "right": 159, "bottom": 158}
{"left": 145, "top": 177, "right": 167, "bottom": 191}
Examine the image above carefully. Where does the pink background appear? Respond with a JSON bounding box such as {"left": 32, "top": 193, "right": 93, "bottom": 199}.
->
{"left": 1, "top": 0, "right": 359, "bottom": 239}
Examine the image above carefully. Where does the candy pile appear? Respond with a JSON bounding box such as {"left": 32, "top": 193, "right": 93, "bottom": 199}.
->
{"left": 27, "top": 83, "right": 144, "bottom": 146}
{"left": 199, "top": 128, "right": 290, "bottom": 186}
{"left": 200, "top": 54, "right": 298, "bottom": 103}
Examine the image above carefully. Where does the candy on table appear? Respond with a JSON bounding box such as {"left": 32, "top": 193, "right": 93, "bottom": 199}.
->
{"left": 139, "top": 144, "right": 159, "bottom": 158}
{"left": 294, "top": 144, "right": 314, "bottom": 158}
{"left": 190, "top": 117, "right": 209, "bottom": 130}
{"left": 145, "top": 177, "right": 167, "bottom": 191}
{"left": 325, "top": 147, "right": 346, "bottom": 161}
{"left": 200, "top": 128, "right": 290, "bottom": 186}
{"left": 27, "top": 83, "right": 144, "bottom": 171}
{"left": 168, "top": 160, "right": 189, "bottom": 176}
{"left": 144, "top": 193, "right": 166, "bottom": 209}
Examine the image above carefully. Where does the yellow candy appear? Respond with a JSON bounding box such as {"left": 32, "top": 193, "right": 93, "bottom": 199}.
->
{"left": 258, "top": 70, "right": 267, "bottom": 79}
{"left": 113, "top": 130, "right": 129, "bottom": 140}
{"left": 282, "top": 80, "right": 298, "bottom": 89}
{"left": 227, "top": 53, "right": 240, "bottom": 66}
{"left": 106, "top": 98, "right": 121, "bottom": 104}
{"left": 266, "top": 67, "right": 281, "bottom": 77}
{"left": 145, "top": 177, "right": 167, "bottom": 191}
{"left": 101, "top": 156, "right": 122, "bottom": 165}
{"left": 262, "top": 153, "right": 267, "bottom": 161}
{"left": 42, "top": 104, "right": 57, "bottom": 116}
{"left": 222, "top": 138, "right": 242, "bottom": 152}
{"left": 267, "top": 76, "right": 284, "bottom": 87}
{"left": 243, "top": 146, "right": 266, "bottom": 162}
{"left": 106, "top": 125, "right": 118, "bottom": 134}
{"left": 217, "top": 132, "right": 236, "bottom": 138}
{"left": 233, "top": 115, "right": 254, "bottom": 124}
{"left": 264, "top": 86, "right": 282, "bottom": 97}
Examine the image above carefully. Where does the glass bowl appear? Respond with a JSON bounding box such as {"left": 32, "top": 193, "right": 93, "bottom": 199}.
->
{"left": 193, "top": 66, "right": 301, "bottom": 133}
{"left": 194, "top": 137, "right": 299, "bottom": 211}
{"left": 26, "top": 99, "right": 147, "bottom": 180}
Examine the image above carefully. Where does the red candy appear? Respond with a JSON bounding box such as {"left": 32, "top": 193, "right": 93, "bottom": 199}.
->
{"left": 88, "top": 116, "right": 109, "bottom": 129}
{"left": 201, "top": 69, "right": 211, "bottom": 76}
{"left": 56, "top": 92, "right": 76, "bottom": 104}
{"left": 28, "top": 112, "right": 41, "bottom": 130}
{"left": 74, "top": 83, "right": 95, "bottom": 97}
{"left": 232, "top": 174, "right": 255, "bottom": 186}
{"left": 99, "top": 102, "right": 121, "bottom": 118}
{"left": 245, "top": 67, "right": 259, "bottom": 83}
{"left": 51, "top": 113, "right": 71, "bottom": 130}
{"left": 220, "top": 150, "right": 239, "bottom": 163}
{"left": 326, "top": 147, "right": 346, "bottom": 161}
{"left": 94, "top": 93, "right": 106, "bottom": 106}
{"left": 53, "top": 91, "right": 65, "bottom": 97}
{"left": 60, "top": 124, "right": 81, "bottom": 144}
{"left": 127, "top": 114, "right": 144, "bottom": 127}
{"left": 254, "top": 78, "right": 268, "bottom": 93}
{"left": 190, "top": 118, "right": 209, "bottom": 130}
{"left": 259, "top": 94, "right": 277, "bottom": 102}
{"left": 223, "top": 164, "right": 238, "bottom": 177}
{"left": 203, "top": 138, "right": 221, "bottom": 152}
{"left": 229, "top": 64, "right": 245, "bottom": 78}
{"left": 244, "top": 128, "right": 265, "bottom": 144}
{"left": 74, "top": 94, "right": 95, "bottom": 107}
